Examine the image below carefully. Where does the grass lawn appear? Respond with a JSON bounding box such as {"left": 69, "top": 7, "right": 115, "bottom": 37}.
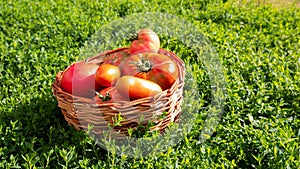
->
{"left": 0, "top": 0, "right": 299, "bottom": 168}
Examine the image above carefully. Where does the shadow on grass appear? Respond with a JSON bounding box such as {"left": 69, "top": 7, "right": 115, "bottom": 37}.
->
{"left": 0, "top": 90, "right": 108, "bottom": 166}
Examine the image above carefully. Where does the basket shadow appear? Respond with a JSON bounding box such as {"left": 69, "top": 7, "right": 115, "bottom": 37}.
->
{"left": 0, "top": 91, "right": 108, "bottom": 162}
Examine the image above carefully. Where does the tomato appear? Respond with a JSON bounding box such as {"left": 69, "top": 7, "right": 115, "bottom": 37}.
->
{"left": 93, "top": 87, "right": 129, "bottom": 102}
{"left": 61, "top": 61, "right": 100, "bottom": 98}
{"left": 119, "top": 53, "right": 179, "bottom": 90}
{"left": 95, "top": 64, "right": 120, "bottom": 87}
{"left": 138, "top": 29, "right": 160, "bottom": 48}
{"left": 102, "top": 50, "right": 129, "bottom": 66}
{"left": 115, "top": 76, "right": 162, "bottom": 100}
{"left": 129, "top": 40, "right": 157, "bottom": 55}
{"left": 129, "top": 29, "right": 160, "bottom": 55}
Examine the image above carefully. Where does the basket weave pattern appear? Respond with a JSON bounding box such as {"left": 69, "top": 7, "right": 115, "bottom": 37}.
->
{"left": 52, "top": 48, "right": 185, "bottom": 138}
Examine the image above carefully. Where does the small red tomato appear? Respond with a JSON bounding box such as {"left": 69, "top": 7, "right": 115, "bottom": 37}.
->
{"left": 115, "top": 76, "right": 162, "bottom": 100}
{"left": 61, "top": 61, "right": 100, "bottom": 98}
{"left": 95, "top": 64, "right": 121, "bottom": 87}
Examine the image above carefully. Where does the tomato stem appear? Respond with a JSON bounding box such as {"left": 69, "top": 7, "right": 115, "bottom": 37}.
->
{"left": 127, "top": 32, "right": 138, "bottom": 41}
{"left": 98, "top": 92, "right": 111, "bottom": 101}
{"left": 128, "top": 54, "right": 152, "bottom": 72}
{"left": 90, "top": 89, "right": 111, "bottom": 101}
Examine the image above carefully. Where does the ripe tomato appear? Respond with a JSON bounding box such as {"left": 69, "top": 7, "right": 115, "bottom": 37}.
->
{"left": 95, "top": 64, "right": 120, "bottom": 87}
{"left": 93, "top": 87, "right": 129, "bottom": 102}
{"left": 115, "top": 76, "right": 162, "bottom": 100}
{"left": 61, "top": 61, "right": 100, "bottom": 98}
{"left": 129, "top": 29, "right": 160, "bottom": 55}
{"left": 129, "top": 40, "right": 157, "bottom": 55}
{"left": 102, "top": 49, "right": 129, "bottom": 66}
{"left": 119, "top": 53, "right": 179, "bottom": 90}
{"left": 137, "top": 29, "right": 160, "bottom": 49}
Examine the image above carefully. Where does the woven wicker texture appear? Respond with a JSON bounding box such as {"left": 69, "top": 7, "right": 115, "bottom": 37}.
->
{"left": 52, "top": 48, "right": 185, "bottom": 139}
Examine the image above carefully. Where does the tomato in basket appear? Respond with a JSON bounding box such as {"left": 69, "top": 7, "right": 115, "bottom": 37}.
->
{"left": 115, "top": 76, "right": 162, "bottom": 100}
{"left": 102, "top": 50, "right": 129, "bottom": 66}
{"left": 119, "top": 53, "right": 179, "bottom": 90}
{"left": 61, "top": 61, "right": 100, "bottom": 98}
{"left": 129, "top": 29, "right": 160, "bottom": 55}
{"left": 95, "top": 64, "right": 120, "bottom": 87}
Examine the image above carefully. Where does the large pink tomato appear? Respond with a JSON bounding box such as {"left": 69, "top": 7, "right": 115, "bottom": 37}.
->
{"left": 128, "top": 29, "right": 160, "bottom": 55}
{"left": 61, "top": 61, "right": 100, "bottom": 98}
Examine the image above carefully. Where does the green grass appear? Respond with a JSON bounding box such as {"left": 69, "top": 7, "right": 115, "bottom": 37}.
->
{"left": 1, "top": 0, "right": 299, "bottom": 168}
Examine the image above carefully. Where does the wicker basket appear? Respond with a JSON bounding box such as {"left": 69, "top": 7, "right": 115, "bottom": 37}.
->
{"left": 51, "top": 48, "right": 185, "bottom": 139}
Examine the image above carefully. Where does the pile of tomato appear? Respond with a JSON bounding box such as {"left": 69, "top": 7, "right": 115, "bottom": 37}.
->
{"left": 60, "top": 29, "right": 179, "bottom": 102}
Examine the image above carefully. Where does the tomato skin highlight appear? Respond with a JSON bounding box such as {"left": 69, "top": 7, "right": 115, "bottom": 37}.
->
{"left": 115, "top": 76, "right": 162, "bottom": 100}
{"left": 95, "top": 64, "right": 120, "bottom": 87}
{"left": 120, "top": 53, "right": 179, "bottom": 90}
{"left": 61, "top": 61, "right": 100, "bottom": 98}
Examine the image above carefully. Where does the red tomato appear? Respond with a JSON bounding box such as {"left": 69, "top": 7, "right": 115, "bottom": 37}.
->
{"left": 115, "top": 76, "right": 162, "bottom": 100}
{"left": 119, "top": 53, "right": 179, "bottom": 90}
{"left": 129, "top": 29, "right": 160, "bottom": 55}
{"left": 93, "top": 87, "right": 129, "bottom": 102}
{"left": 95, "top": 64, "right": 120, "bottom": 87}
{"left": 61, "top": 61, "right": 100, "bottom": 98}
{"left": 102, "top": 50, "right": 129, "bottom": 66}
